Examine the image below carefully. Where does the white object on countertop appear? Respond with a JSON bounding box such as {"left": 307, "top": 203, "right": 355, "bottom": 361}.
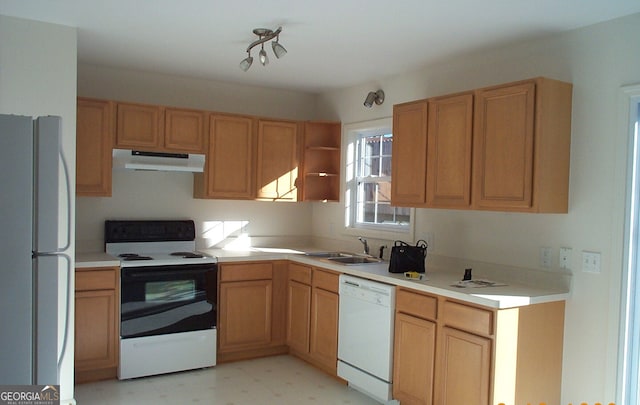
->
{"left": 451, "top": 279, "right": 508, "bottom": 288}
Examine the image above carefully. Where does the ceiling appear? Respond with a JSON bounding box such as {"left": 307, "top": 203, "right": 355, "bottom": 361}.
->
{"left": 2, "top": 0, "right": 640, "bottom": 93}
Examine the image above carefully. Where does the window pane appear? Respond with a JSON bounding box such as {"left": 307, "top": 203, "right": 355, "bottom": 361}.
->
{"left": 382, "top": 136, "right": 393, "bottom": 155}
{"left": 362, "top": 182, "right": 376, "bottom": 203}
{"left": 381, "top": 156, "right": 392, "bottom": 177}
{"left": 377, "top": 181, "right": 391, "bottom": 202}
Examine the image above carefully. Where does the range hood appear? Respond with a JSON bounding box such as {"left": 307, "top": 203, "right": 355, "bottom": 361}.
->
{"left": 113, "top": 149, "right": 205, "bottom": 172}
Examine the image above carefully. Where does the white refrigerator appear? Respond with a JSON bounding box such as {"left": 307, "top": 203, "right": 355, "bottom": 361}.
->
{"left": 0, "top": 114, "right": 72, "bottom": 385}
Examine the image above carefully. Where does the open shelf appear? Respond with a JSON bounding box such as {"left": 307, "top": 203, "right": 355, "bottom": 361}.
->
{"left": 302, "top": 122, "right": 341, "bottom": 202}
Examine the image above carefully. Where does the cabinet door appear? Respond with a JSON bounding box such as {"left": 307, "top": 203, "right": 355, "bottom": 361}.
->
{"left": 75, "top": 290, "right": 117, "bottom": 371}
{"left": 256, "top": 120, "right": 299, "bottom": 201}
{"left": 309, "top": 287, "right": 339, "bottom": 372}
{"left": 391, "top": 101, "right": 428, "bottom": 206}
{"left": 286, "top": 280, "right": 311, "bottom": 353}
{"left": 116, "top": 102, "right": 163, "bottom": 149}
{"left": 198, "top": 114, "right": 254, "bottom": 199}
{"left": 473, "top": 81, "right": 535, "bottom": 210}
{"left": 219, "top": 280, "right": 273, "bottom": 352}
{"left": 76, "top": 98, "right": 114, "bottom": 197}
{"left": 164, "top": 108, "right": 205, "bottom": 153}
{"left": 434, "top": 327, "right": 491, "bottom": 405}
{"left": 426, "top": 93, "right": 473, "bottom": 208}
{"left": 393, "top": 313, "right": 436, "bottom": 405}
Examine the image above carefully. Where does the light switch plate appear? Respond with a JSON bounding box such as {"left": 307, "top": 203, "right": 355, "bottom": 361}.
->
{"left": 582, "top": 251, "right": 601, "bottom": 273}
{"left": 540, "top": 247, "right": 552, "bottom": 268}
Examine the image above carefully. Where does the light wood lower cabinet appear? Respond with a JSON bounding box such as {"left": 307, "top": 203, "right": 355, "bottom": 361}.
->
{"left": 217, "top": 261, "right": 288, "bottom": 362}
{"left": 286, "top": 263, "right": 312, "bottom": 353}
{"left": 309, "top": 281, "right": 339, "bottom": 372}
{"left": 74, "top": 266, "right": 119, "bottom": 383}
{"left": 286, "top": 264, "right": 339, "bottom": 376}
{"left": 434, "top": 327, "right": 491, "bottom": 405}
{"left": 393, "top": 313, "right": 436, "bottom": 405}
{"left": 393, "top": 288, "right": 564, "bottom": 405}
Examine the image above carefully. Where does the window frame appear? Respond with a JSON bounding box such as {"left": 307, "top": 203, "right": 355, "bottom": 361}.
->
{"left": 342, "top": 118, "right": 415, "bottom": 241}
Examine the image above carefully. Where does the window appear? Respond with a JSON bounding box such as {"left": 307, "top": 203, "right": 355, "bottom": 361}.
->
{"left": 344, "top": 119, "right": 413, "bottom": 237}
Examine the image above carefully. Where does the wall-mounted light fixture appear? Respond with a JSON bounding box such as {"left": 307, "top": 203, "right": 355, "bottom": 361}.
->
{"left": 364, "top": 90, "right": 385, "bottom": 108}
{"left": 239, "top": 27, "right": 287, "bottom": 71}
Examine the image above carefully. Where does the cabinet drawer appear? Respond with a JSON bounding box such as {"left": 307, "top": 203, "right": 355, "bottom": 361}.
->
{"left": 396, "top": 289, "right": 437, "bottom": 321}
{"left": 289, "top": 263, "right": 312, "bottom": 285}
{"left": 75, "top": 270, "right": 117, "bottom": 291}
{"left": 442, "top": 301, "right": 494, "bottom": 336}
{"left": 220, "top": 262, "right": 273, "bottom": 282}
{"left": 312, "top": 268, "right": 339, "bottom": 293}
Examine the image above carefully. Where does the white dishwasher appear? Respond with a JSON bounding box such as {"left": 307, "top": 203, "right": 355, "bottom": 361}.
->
{"left": 338, "top": 274, "right": 397, "bottom": 404}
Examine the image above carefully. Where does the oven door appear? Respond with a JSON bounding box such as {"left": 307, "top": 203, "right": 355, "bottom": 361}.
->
{"left": 120, "top": 263, "right": 217, "bottom": 339}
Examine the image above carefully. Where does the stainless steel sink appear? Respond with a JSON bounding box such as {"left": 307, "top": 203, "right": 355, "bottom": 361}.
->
{"left": 304, "top": 251, "right": 353, "bottom": 258}
{"left": 326, "top": 256, "right": 382, "bottom": 265}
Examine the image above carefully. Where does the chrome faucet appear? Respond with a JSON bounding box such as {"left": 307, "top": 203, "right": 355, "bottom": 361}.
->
{"left": 358, "top": 237, "right": 370, "bottom": 255}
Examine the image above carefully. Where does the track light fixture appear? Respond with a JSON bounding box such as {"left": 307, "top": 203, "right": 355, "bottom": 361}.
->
{"left": 239, "top": 27, "right": 287, "bottom": 71}
{"left": 364, "top": 90, "right": 385, "bottom": 108}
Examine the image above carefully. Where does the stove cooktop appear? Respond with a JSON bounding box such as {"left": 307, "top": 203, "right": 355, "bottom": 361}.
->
{"left": 105, "top": 220, "right": 218, "bottom": 267}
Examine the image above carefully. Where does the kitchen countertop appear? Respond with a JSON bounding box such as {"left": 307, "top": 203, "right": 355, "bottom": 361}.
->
{"left": 75, "top": 252, "right": 121, "bottom": 268}
{"left": 75, "top": 247, "right": 570, "bottom": 309}
{"left": 204, "top": 247, "right": 570, "bottom": 309}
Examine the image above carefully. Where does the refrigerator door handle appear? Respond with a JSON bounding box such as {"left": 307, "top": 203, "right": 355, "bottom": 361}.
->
{"left": 57, "top": 149, "right": 72, "bottom": 253}
{"left": 56, "top": 252, "right": 72, "bottom": 372}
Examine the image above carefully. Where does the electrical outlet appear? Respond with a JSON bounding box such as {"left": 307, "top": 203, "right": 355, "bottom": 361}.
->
{"left": 540, "top": 247, "right": 552, "bottom": 268}
{"left": 559, "top": 247, "right": 572, "bottom": 270}
{"left": 582, "top": 251, "right": 601, "bottom": 273}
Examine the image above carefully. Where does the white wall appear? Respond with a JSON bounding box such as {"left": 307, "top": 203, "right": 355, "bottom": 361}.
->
{"left": 315, "top": 12, "right": 640, "bottom": 403}
{"left": 75, "top": 64, "right": 319, "bottom": 250}
{"left": 0, "top": 15, "right": 77, "bottom": 405}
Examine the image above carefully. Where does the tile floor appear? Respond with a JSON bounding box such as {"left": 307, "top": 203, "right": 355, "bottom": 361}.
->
{"left": 74, "top": 355, "right": 381, "bottom": 404}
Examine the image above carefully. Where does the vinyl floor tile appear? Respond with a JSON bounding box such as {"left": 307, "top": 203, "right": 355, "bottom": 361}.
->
{"left": 74, "top": 355, "right": 381, "bottom": 405}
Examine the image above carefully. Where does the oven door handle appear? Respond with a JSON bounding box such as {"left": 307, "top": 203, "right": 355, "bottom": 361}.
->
{"left": 122, "top": 267, "right": 216, "bottom": 280}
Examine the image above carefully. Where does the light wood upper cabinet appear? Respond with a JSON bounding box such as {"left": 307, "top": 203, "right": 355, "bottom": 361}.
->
{"left": 302, "top": 122, "right": 341, "bottom": 202}
{"left": 391, "top": 77, "right": 572, "bottom": 212}
{"left": 256, "top": 120, "right": 299, "bottom": 201}
{"left": 115, "top": 102, "right": 206, "bottom": 153}
{"left": 164, "top": 107, "right": 206, "bottom": 152}
{"left": 76, "top": 98, "right": 114, "bottom": 197}
{"left": 391, "top": 100, "right": 428, "bottom": 206}
{"left": 115, "top": 102, "right": 163, "bottom": 150}
{"left": 426, "top": 92, "right": 474, "bottom": 208}
{"left": 472, "top": 77, "right": 572, "bottom": 212}
{"left": 194, "top": 114, "right": 255, "bottom": 199}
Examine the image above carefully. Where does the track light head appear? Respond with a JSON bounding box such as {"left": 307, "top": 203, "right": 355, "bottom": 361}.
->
{"left": 239, "top": 54, "right": 253, "bottom": 71}
{"left": 272, "top": 40, "right": 287, "bottom": 59}
{"left": 364, "top": 90, "right": 385, "bottom": 108}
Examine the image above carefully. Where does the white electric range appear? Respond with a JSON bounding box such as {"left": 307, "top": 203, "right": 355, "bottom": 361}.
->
{"left": 105, "top": 220, "right": 218, "bottom": 380}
